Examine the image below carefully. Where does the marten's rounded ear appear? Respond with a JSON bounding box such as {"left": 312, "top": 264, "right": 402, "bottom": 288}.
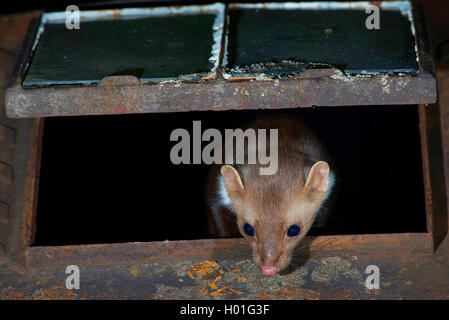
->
{"left": 221, "top": 165, "right": 244, "bottom": 193}
{"left": 304, "top": 161, "right": 330, "bottom": 193}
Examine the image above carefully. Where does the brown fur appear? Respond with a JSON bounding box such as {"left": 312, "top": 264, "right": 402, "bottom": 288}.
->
{"left": 206, "top": 115, "right": 334, "bottom": 274}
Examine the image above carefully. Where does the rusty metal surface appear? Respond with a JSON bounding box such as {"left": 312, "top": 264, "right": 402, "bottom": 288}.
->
{"left": 419, "top": 103, "right": 448, "bottom": 252}
{"left": 1, "top": 5, "right": 449, "bottom": 300}
{"left": 6, "top": 112, "right": 440, "bottom": 299}
{"left": 434, "top": 61, "right": 449, "bottom": 256}
{"left": 25, "top": 233, "right": 433, "bottom": 269}
{"left": 0, "top": 10, "right": 44, "bottom": 263}
{"left": 6, "top": 72, "right": 437, "bottom": 118}
{"left": 13, "top": 119, "right": 43, "bottom": 263}
{"left": 4, "top": 3, "right": 437, "bottom": 118}
{"left": 13, "top": 104, "right": 438, "bottom": 288}
{"left": 2, "top": 249, "right": 449, "bottom": 299}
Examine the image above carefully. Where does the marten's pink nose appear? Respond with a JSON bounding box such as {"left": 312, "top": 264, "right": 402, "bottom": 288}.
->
{"left": 260, "top": 266, "right": 279, "bottom": 276}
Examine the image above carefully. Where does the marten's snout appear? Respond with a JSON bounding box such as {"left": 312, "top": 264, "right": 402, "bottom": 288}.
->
{"left": 257, "top": 247, "right": 291, "bottom": 276}
{"left": 256, "top": 235, "right": 285, "bottom": 276}
{"left": 260, "top": 266, "right": 279, "bottom": 276}
{"left": 259, "top": 251, "right": 283, "bottom": 276}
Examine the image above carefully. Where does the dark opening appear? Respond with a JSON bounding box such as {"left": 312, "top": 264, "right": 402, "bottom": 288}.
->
{"left": 34, "top": 106, "right": 427, "bottom": 246}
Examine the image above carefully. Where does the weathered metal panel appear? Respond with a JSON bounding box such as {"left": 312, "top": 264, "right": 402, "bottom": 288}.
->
{"left": 4, "top": 2, "right": 437, "bottom": 118}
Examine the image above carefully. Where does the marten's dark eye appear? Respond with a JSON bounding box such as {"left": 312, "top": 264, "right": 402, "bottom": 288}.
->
{"left": 287, "top": 224, "right": 301, "bottom": 237}
{"left": 243, "top": 223, "right": 255, "bottom": 236}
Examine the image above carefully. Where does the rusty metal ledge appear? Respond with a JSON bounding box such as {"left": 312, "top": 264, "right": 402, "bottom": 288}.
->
{"left": 6, "top": 73, "right": 437, "bottom": 118}
{"left": 25, "top": 233, "right": 433, "bottom": 269}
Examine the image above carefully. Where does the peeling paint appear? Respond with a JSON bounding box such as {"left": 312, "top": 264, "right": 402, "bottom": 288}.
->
{"left": 381, "top": 74, "right": 391, "bottom": 94}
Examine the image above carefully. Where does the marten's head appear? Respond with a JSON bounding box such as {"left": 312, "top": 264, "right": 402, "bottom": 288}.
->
{"left": 220, "top": 162, "right": 333, "bottom": 276}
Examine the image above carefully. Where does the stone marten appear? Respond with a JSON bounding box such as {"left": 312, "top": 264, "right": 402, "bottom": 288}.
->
{"left": 206, "top": 115, "right": 335, "bottom": 276}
